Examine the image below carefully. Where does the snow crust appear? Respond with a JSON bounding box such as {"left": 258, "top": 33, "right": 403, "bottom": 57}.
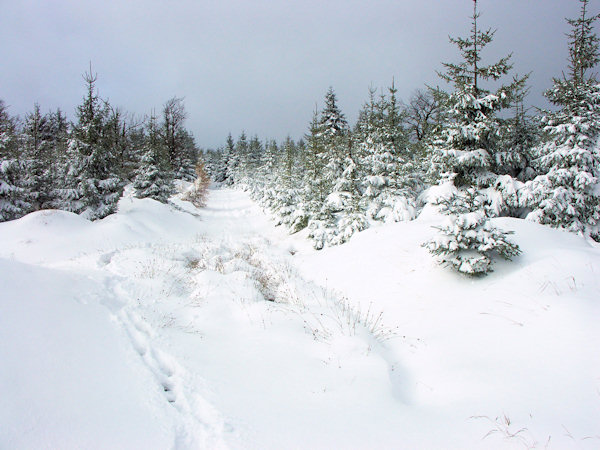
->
{"left": 1, "top": 186, "right": 599, "bottom": 449}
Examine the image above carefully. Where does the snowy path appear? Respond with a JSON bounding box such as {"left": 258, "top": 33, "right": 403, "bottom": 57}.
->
{"left": 2, "top": 186, "right": 599, "bottom": 449}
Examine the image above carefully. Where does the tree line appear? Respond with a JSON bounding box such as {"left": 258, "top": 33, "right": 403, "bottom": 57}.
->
{"left": 204, "top": 0, "right": 600, "bottom": 275}
{"left": 0, "top": 67, "right": 201, "bottom": 221}
{"left": 2, "top": 1, "right": 599, "bottom": 276}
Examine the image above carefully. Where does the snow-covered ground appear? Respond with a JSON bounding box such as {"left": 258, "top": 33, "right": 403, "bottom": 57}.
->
{"left": 1, "top": 186, "right": 599, "bottom": 449}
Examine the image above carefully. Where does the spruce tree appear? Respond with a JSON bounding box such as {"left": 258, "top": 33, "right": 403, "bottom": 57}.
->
{"left": 307, "top": 88, "right": 350, "bottom": 249}
{"left": 271, "top": 137, "right": 306, "bottom": 232}
{"left": 425, "top": 0, "right": 524, "bottom": 275}
{"left": 525, "top": 0, "right": 600, "bottom": 235}
{"left": 133, "top": 114, "right": 174, "bottom": 203}
{"left": 21, "top": 104, "right": 57, "bottom": 210}
{"left": 423, "top": 188, "right": 521, "bottom": 276}
{"left": 303, "top": 108, "right": 327, "bottom": 216}
{"left": 358, "top": 83, "right": 417, "bottom": 223}
{"left": 60, "top": 69, "right": 124, "bottom": 220}
{"left": 0, "top": 100, "right": 30, "bottom": 221}
{"left": 223, "top": 133, "right": 236, "bottom": 185}
{"left": 428, "top": 0, "right": 526, "bottom": 189}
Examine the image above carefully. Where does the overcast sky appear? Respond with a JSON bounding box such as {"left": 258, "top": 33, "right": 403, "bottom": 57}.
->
{"left": 0, "top": 0, "right": 591, "bottom": 148}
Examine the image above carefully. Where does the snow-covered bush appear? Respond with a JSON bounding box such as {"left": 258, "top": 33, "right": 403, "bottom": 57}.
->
{"left": 424, "top": 189, "right": 521, "bottom": 276}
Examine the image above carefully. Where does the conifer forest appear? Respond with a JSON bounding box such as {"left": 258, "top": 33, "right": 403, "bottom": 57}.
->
{"left": 2, "top": 0, "right": 600, "bottom": 274}
{"left": 2, "top": 2, "right": 600, "bottom": 448}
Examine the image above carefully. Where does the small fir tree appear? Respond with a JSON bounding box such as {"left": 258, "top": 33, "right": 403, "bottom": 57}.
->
{"left": 424, "top": 188, "right": 521, "bottom": 276}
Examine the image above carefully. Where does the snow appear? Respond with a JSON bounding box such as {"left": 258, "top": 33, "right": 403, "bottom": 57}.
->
{"left": 1, "top": 186, "right": 599, "bottom": 449}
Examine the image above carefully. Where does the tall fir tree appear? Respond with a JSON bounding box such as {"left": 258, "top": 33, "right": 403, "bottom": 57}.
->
{"left": 133, "top": 113, "right": 174, "bottom": 203}
{"left": 308, "top": 88, "right": 350, "bottom": 249}
{"left": 21, "top": 104, "right": 58, "bottom": 210}
{"left": 0, "top": 100, "right": 30, "bottom": 221}
{"left": 222, "top": 133, "right": 236, "bottom": 185}
{"left": 524, "top": 0, "right": 600, "bottom": 236}
{"left": 427, "top": 0, "right": 526, "bottom": 190}
{"left": 60, "top": 68, "right": 124, "bottom": 220}
{"left": 424, "top": 0, "right": 523, "bottom": 275}
{"left": 358, "top": 83, "right": 417, "bottom": 223}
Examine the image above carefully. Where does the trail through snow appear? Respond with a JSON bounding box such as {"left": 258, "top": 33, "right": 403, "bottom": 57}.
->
{"left": 1, "top": 186, "right": 599, "bottom": 449}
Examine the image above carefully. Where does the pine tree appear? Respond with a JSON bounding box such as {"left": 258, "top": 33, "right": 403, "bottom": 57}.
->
{"left": 0, "top": 100, "right": 30, "bottom": 221}
{"left": 423, "top": 188, "right": 520, "bottom": 276}
{"left": 495, "top": 91, "right": 538, "bottom": 181}
{"left": 133, "top": 114, "right": 174, "bottom": 203}
{"left": 524, "top": 0, "right": 600, "bottom": 235}
{"left": 424, "top": 0, "right": 524, "bottom": 274}
{"left": 359, "top": 83, "right": 417, "bottom": 223}
{"left": 270, "top": 137, "right": 306, "bottom": 231}
{"left": 247, "top": 135, "right": 264, "bottom": 172}
{"left": 428, "top": 0, "right": 526, "bottom": 189}
{"left": 493, "top": 92, "right": 540, "bottom": 217}
{"left": 329, "top": 140, "right": 368, "bottom": 245}
{"left": 60, "top": 68, "right": 124, "bottom": 220}
{"left": 177, "top": 129, "right": 199, "bottom": 181}
{"left": 223, "top": 133, "right": 236, "bottom": 185}
{"left": 307, "top": 88, "right": 350, "bottom": 249}
{"left": 21, "top": 103, "right": 57, "bottom": 210}
{"left": 45, "top": 108, "right": 70, "bottom": 210}
{"left": 303, "top": 108, "right": 327, "bottom": 216}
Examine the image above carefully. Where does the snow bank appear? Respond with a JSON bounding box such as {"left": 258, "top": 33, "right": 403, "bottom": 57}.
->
{"left": 1, "top": 187, "right": 599, "bottom": 449}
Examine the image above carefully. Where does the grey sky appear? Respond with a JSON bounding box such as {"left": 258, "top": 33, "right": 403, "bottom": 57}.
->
{"left": 0, "top": 0, "right": 588, "bottom": 148}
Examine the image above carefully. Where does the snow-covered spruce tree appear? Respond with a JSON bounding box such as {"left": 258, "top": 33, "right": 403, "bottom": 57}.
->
{"left": 223, "top": 133, "right": 237, "bottom": 185}
{"left": 223, "top": 132, "right": 247, "bottom": 186}
{"left": 133, "top": 114, "right": 174, "bottom": 203}
{"left": 236, "top": 134, "right": 264, "bottom": 195}
{"left": 427, "top": 0, "right": 526, "bottom": 191}
{"left": 103, "top": 106, "right": 135, "bottom": 181}
{"left": 59, "top": 69, "right": 124, "bottom": 220}
{"left": 328, "top": 140, "right": 368, "bottom": 246}
{"left": 21, "top": 103, "right": 60, "bottom": 210}
{"left": 494, "top": 91, "right": 540, "bottom": 217}
{"left": 301, "top": 109, "right": 327, "bottom": 219}
{"left": 424, "top": 188, "right": 520, "bottom": 276}
{"left": 246, "top": 135, "right": 264, "bottom": 174}
{"left": 44, "top": 108, "right": 70, "bottom": 210}
{"left": 524, "top": 0, "right": 600, "bottom": 236}
{"left": 0, "top": 100, "right": 31, "bottom": 221}
{"left": 358, "top": 83, "right": 418, "bottom": 223}
{"left": 424, "top": 0, "right": 524, "bottom": 275}
{"left": 200, "top": 148, "right": 222, "bottom": 183}
{"left": 256, "top": 138, "right": 280, "bottom": 207}
{"left": 177, "top": 129, "right": 200, "bottom": 182}
{"left": 246, "top": 138, "right": 277, "bottom": 210}
{"left": 495, "top": 91, "right": 539, "bottom": 181}
{"left": 307, "top": 87, "right": 354, "bottom": 249}
{"left": 270, "top": 137, "right": 307, "bottom": 232}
